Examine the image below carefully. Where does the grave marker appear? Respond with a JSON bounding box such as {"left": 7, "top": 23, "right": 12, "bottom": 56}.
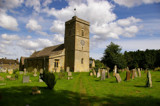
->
{"left": 137, "top": 68, "right": 141, "bottom": 77}
{"left": 115, "top": 73, "right": 121, "bottom": 83}
{"left": 146, "top": 71, "right": 152, "bottom": 87}
{"left": 101, "top": 70, "right": 106, "bottom": 80}
{"left": 126, "top": 70, "right": 131, "bottom": 81}
{"left": 23, "top": 76, "right": 29, "bottom": 83}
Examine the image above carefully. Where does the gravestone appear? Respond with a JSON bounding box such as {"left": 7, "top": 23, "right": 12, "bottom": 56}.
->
{"left": 8, "top": 69, "right": 13, "bottom": 74}
{"left": 6, "top": 75, "right": 11, "bottom": 79}
{"left": 40, "top": 68, "right": 43, "bottom": 74}
{"left": 93, "top": 69, "right": 96, "bottom": 76}
{"left": 97, "top": 72, "right": 100, "bottom": 78}
{"left": 67, "top": 72, "right": 72, "bottom": 80}
{"left": 1, "top": 68, "right": 7, "bottom": 73}
{"left": 89, "top": 72, "right": 93, "bottom": 76}
{"left": 23, "top": 76, "right": 29, "bottom": 83}
{"left": 66, "top": 67, "right": 70, "bottom": 72}
{"left": 126, "top": 70, "right": 131, "bottom": 81}
{"left": 131, "top": 70, "right": 135, "bottom": 79}
{"left": 33, "top": 68, "right": 37, "bottom": 77}
{"left": 107, "top": 69, "right": 110, "bottom": 78}
{"left": 19, "top": 71, "right": 24, "bottom": 74}
{"left": 101, "top": 70, "right": 106, "bottom": 80}
{"left": 39, "top": 76, "right": 43, "bottom": 82}
{"left": 134, "top": 69, "right": 138, "bottom": 77}
{"left": 146, "top": 71, "right": 152, "bottom": 87}
{"left": 113, "top": 65, "right": 117, "bottom": 76}
{"left": 24, "top": 68, "right": 27, "bottom": 75}
{"left": 115, "top": 73, "right": 121, "bottom": 83}
{"left": 0, "top": 76, "right": 4, "bottom": 81}
{"left": 137, "top": 68, "right": 141, "bottom": 77}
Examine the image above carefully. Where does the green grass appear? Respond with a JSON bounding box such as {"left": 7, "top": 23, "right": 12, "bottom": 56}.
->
{"left": 0, "top": 71, "right": 160, "bottom": 106}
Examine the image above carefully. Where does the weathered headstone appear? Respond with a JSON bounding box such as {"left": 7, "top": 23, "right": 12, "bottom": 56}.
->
{"left": 39, "top": 76, "right": 43, "bottom": 82}
{"left": 1, "top": 68, "right": 7, "bottom": 73}
{"left": 33, "top": 68, "right": 37, "bottom": 77}
{"left": 146, "top": 71, "right": 152, "bottom": 87}
{"left": 93, "top": 69, "right": 96, "bottom": 76}
{"left": 134, "top": 69, "right": 138, "bottom": 78}
{"left": 6, "top": 75, "right": 11, "bottom": 79}
{"left": 19, "top": 71, "right": 24, "bottom": 74}
{"left": 97, "top": 71, "right": 100, "bottom": 78}
{"left": 23, "top": 76, "right": 29, "bottom": 83}
{"left": 24, "top": 68, "right": 27, "bottom": 75}
{"left": 113, "top": 65, "right": 117, "bottom": 76}
{"left": 101, "top": 70, "right": 106, "bottom": 80}
{"left": 89, "top": 72, "right": 93, "bottom": 76}
{"left": 115, "top": 73, "right": 121, "bottom": 83}
{"left": 126, "top": 70, "right": 131, "bottom": 81}
{"left": 8, "top": 69, "right": 13, "bottom": 74}
{"left": 0, "top": 76, "right": 4, "bottom": 81}
{"left": 107, "top": 69, "right": 110, "bottom": 78}
{"left": 40, "top": 68, "right": 43, "bottom": 74}
{"left": 131, "top": 70, "right": 135, "bottom": 79}
{"left": 66, "top": 67, "right": 70, "bottom": 72}
{"left": 137, "top": 68, "right": 141, "bottom": 77}
{"left": 67, "top": 72, "right": 72, "bottom": 80}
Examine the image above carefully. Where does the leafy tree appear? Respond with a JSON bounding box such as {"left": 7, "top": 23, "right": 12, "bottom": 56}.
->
{"left": 95, "top": 60, "right": 106, "bottom": 69}
{"left": 101, "top": 42, "right": 126, "bottom": 70}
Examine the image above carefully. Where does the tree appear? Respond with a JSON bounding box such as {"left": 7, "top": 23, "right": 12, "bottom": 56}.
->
{"left": 101, "top": 42, "right": 126, "bottom": 70}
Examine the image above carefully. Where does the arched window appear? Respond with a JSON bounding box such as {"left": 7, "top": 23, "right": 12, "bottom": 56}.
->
{"left": 82, "top": 29, "right": 84, "bottom": 36}
{"left": 81, "top": 58, "right": 84, "bottom": 64}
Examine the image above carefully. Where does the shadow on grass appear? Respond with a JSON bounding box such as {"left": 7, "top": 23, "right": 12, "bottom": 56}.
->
{"left": 0, "top": 86, "right": 160, "bottom": 106}
{"left": 134, "top": 85, "right": 146, "bottom": 88}
{"left": 155, "top": 81, "right": 160, "bottom": 82}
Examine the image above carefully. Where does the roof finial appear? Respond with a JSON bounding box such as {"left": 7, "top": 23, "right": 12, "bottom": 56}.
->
{"left": 74, "top": 8, "right": 76, "bottom": 16}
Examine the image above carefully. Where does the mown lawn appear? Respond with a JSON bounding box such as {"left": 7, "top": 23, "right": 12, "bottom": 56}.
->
{"left": 0, "top": 71, "right": 160, "bottom": 106}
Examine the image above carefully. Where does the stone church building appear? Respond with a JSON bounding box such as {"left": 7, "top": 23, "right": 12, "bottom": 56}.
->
{"left": 22, "top": 16, "right": 90, "bottom": 72}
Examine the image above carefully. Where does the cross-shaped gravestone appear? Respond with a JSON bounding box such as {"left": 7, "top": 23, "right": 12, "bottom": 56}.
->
{"left": 23, "top": 76, "right": 29, "bottom": 83}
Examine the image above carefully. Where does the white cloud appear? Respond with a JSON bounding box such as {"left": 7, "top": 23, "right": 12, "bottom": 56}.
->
{"left": 26, "top": 19, "right": 42, "bottom": 31}
{"left": 50, "top": 20, "right": 65, "bottom": 34}
{"left": 18, "top": 38, "right": 53, "bottom": 50}
{"left": 114, "top": 0, "right": 160, "bottom": 8}
{"left": 53, "top": 34, "right": 64, "bottom": 43}
{"left": 0, "top": 13, "right": 19, "bottom": 31}
{"left": 37, "top": 31, "right": 49, "bottom": 36}
{"left": 26, "top": 35, "right": 32, "bottom": 39}
{"left": 0, "top": 0, "right": 24, "bottom": 10}
{"left": 25, "top": 0, "right": 40, "bottom": 12}
{"left": 42, "top": 0, "right": 52, "bottom": 7}
{"left": 1, "top": 33, "right": 20, "bottom": 41}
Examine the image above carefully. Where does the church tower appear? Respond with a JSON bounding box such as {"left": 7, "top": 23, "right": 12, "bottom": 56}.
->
{"left": 64, "top": 16, "right": 90, "bottom": 72}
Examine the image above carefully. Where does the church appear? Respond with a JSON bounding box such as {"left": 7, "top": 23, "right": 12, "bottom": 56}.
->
{"left": 22, "top": 16, "right": 90, "bottom": 72}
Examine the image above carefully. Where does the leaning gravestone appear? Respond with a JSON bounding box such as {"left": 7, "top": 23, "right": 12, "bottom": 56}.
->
{"left": 93, "top": 69, "right": 96, "bottom": 76}
{"left": 137, "top": 68, "right": 141, "bottom": 77}
{"left": 23, "top": 76, "right": 29, "bottom": 83}
{"left": 66, "top": 67, "right": 70, "bottom": 72}
{"left": 115, "top": 73, "right": 121, "bottom": 83}
{"left": 67, "top": 72, "right": 72, "bottom": 80}
{"left": 33, "top": 68, "right": 37, "bottom": 77}
{"left": 146, "top": 71, "right": 152, "bottom": 87}
{"left": 101, "top": 70, "right": 106, "bottom": 80}
{"left": 126, "top": 70, "right": 131, "bottom": 81}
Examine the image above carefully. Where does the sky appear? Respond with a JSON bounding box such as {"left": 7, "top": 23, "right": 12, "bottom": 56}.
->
{"left": 0, "top": 0, "right": 160, "bottom": 60}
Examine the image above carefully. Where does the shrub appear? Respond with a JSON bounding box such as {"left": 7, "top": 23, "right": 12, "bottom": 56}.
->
{"left": 58, "top": 72, "right": 65, "bottom": 79}
{"left": 13, "top": 69, "right": 19, "bottom": 74}
{"left": 41, "top": 71, "right": 56, "bottom": 89}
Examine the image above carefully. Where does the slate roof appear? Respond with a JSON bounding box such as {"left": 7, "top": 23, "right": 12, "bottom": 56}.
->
{"left": 0, "top": 58, "right": 19, "bottom": 64}
{"left": 30, "top": 44, "right": 64, "bottom": 58}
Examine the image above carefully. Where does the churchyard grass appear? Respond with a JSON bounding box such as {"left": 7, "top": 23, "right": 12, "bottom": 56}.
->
{"left": 0, "top": 71, "right": 160, "bottom": 105}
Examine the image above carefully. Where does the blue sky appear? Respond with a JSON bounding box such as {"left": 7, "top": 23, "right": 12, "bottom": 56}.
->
{"left": 0, "top": 0, "right": 160, "bottom": 60}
